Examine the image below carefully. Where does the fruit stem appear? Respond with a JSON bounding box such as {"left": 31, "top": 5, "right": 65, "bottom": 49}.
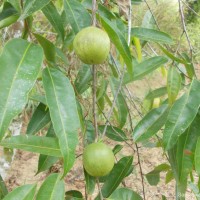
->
{"left": 92, "top": 0, "right": 97, "bottom": 26}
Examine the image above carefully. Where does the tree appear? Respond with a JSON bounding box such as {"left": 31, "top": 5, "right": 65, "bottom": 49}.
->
{"left": 0, "top": 0, "right": 199, "bottom": 199}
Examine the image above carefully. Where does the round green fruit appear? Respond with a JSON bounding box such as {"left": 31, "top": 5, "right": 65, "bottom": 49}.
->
{"left": 83, "top": 142, "right": 115, "bottom": 177}
{"left": 73, "top": 26, "right": 110, "bottom": 65}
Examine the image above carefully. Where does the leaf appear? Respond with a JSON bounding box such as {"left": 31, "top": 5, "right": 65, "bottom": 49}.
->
{"left": 100, "top": 156, "right": 133, "bottom": 198}
{"left": 165, "top": 170, "right": 174, "bottom": 184}
{"left": 133, "top": 104, "right": 169, "bottom": 142}
{"left": 133, "top": 37, "right": 142, "bottom": 62}
{"left": 0, "top": 135, "right": 61, "bottom": 157}
{"left": 112, "top": 144, "right": 123, "bottom": 155}
{"left": 74, "top": 64, "right": 92, "bottom": 94}
{"left": 142, "top": 10, "right": 156, "bottom": 29}
{"left": 195, "top": 138, "right": 200, "bottom": 175}
{"left": 100, "top": 16, "right": 133, "bottom": 75}
{"left": 163, "top": 79, "right": 200, "bottom": 150}
{"left": 0, "top": 2, "right": 19, "bottom": 29}
{"left": 167, "top": 67, "right": 182, "bottom": 105}
{"left": 110, "top": 77, "right": 128, "bottom": 128}
{"left": 37, "top": 125, "right": 59, "bottom": 174}
{"left": 188, "top": 182, "right": 200, "bottom": 200}
{"left": 0, "top": 175, "right": 8, "bottom": 199}
{"left": 0, "top": 39, "right": 43, "bottom": 141}
{"left": 158, "top": 45, "right": 189, "bottom": 65}
{"left": 34, "top": 33, "right": 56, "bottom": 64}
{"left": 131, "top": 27, "right": 173, "bottom": 44}
{"left": 26, "top": 103, "right": 51, "bottom": 135}
{"left": 145, "top": 164, "right": 170, "bottom": 186}
{"left": 65, "top": 190, "right": 84, "bottom": 199}
{"left": 84, "top": 121, "right": 95, "bottom": 145}
{"left": 7, "top": 0, "right": 21, "bottom": 12}
{"left": 42, "top": 2, "right": 65, "bottom": 41}
{"left": 42, "top": 67, "right": 80, "bottom": 176}
{"left": 84, "top": 170, "right": 95, "bottom": 195}
{"left": 20, "top": 0, "right": 51, "bottom": 20}
{"left": 123, "top": 56, "right": 168, "bottom": 84}
{"left": 3, "top": 184, "right": 36, "bottom": 200}
{"left": 99, "top": 125, "right": 128, "bottom": 142}
{"left": 36, "top": 173, "right": 65, "bottom": 200}
{"left": 64, "top": 0, "right": 91, "bottom": 34}
{"left": 107, "top": 187, "right": 142, "bottom": 200}
{"left": 145, "top": 87, "right": 167, "bottom": 100}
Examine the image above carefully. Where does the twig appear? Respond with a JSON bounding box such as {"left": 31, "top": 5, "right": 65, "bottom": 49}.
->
{"left": 97, "top": 178, "right": 103, "bottom": 200}
{"left": 102, "top": 0, "right": 132, "bottom": 138}
{"left": 181, "top": 0, "right": 200, "bottom": 18}
{"left": 178, "top": 0, "right": 193, "bottom": 59}
{"left": 91, "top": 0, "right": 99, "bottom": 141}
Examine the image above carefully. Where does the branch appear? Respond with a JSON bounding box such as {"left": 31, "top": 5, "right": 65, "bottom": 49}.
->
{"left": 178, "top": 0, "right": 193, "bottom": 58}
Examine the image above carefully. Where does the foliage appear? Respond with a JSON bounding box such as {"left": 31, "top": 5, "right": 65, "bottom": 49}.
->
{"left": 0, "top": 0, "right": 199, "bottom": 200}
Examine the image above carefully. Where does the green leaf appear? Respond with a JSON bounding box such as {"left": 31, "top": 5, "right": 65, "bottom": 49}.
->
{"left": 0, "top": 135, "right": 61, "bottom": 157}
{"left": 42, "top": 2, "right": 65, "bottom": 41}
{"left": 84, "top": 170, "right": 95, "bottom": 195}
{"left": 0, "top": 39, "right": 43, "bottom": 141}
{"left": 131, "top": 27, "right": 173, "bottom": 44}
{"left": 163, "top": 79, "right": 200, "bottom": 150}
{"left": 36, "top": 173, "right": 65, "bottom": 200}
{"left": 0, "top": 175, "right": 8, "bottom": 199}
{"left": 100, "top": 16, "right": 133, "bottom": 75}
{"left": 74, "top": 64, "right": 92, "bottom": 94}
{"left": 145, "top": 164, "right": 170, "bottom": 186}
{"left": 3, "top": 184, "right": 36, "bottom": 200}
{"left": 26, "top": 103, "right": 51, "bottom": 135}
{"left": 112, "top": 144, "right": 123, "bottom": 155}
{"left": 145, "top": 87, "right": 167, "bottom": 100}
{"left": 142, "top": 10, "right": 156, "bottom": 29}
{"left": 84, "top": 121, "right": 95, "bottom": 145}
{"left": 7, "top": 0, "right": 21, "bottom": 12}
{"left": 100, "top": 156, "right": 133, "bottom": 198}
{"left": 188, "top": 182, "right": 200, "bottom": 200}
{"left": 65, "top": 190, "right": 84, "bottom": 199}
{"left": 195, "top": 137, "right": 200, "bottom": 175}
{"left": 20, "top": 0, "right": 51, "bottom": 20}
{"left": 158, "top": 45, "right": 189, "bottom": 65}
{"left": 99, "top": 125, "right": 128, "bottom": 142}
{"left": 165, "top": 170, "right": 174, "bottom": 184}
{"left": 123, "top": 56, "right": 168, "bottom": 84}
{"left": 110, "top": 77, "right": 128, "bottom": 128}
{"left": 167, "top": 67, "right": 182, "bottom": 105}
{"left": 133, "top": 104, "right": 169, "bottom": 142}
{"left": 107, "top": 187, "right": 142, "bottom": 200}
{"left": 34, "top": 33, "right": 56, "bottom": 64}
{"left": 0, "top": 2, "right": 19, "bottom": 29}
{"left": 42, "top": 67, "right": 80, "bottom": 177}
{"left": 37, "top": 125, "right": 59, "bottom": 174}
{"left": 64, "top": 0, "right": 91, "bottom": 34}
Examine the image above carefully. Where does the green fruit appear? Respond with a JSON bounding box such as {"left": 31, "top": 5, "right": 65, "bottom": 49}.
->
{"left": 83, "top": 142, "right": 115, "bottom": 177}
{"left": 73, "top": 26, "right": 110, "bottom": 65}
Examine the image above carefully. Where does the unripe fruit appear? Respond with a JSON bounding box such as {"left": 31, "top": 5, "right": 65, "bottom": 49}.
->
{"left": 83, "top": 142, "right": 115, "bottom": 177}
{"left": 73, "top": 26, "right": 110, "bottom": 64}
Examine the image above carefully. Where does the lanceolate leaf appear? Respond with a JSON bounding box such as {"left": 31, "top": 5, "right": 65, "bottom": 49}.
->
{"left": 163, "top": 79, "right": 200, "bottom": 150}
{"left": 0, "top": 175, "right": 8, "bottom": 199}
{"left": 42, "top": 2, "right": 65, "bottom": 41}
{"left": 3, "top": 184, "right": 36, "bottom": 200}
{"left": 64, "top": 0, "right": 91, "bottom": 34}
{"left": 195, "top": 137, "right": 200, "bottom": 175}
{"left": 34, "top": 33, "right": 56, "bottom": 64}
{"left": 133, "top": 104, "right": 169, "bottom": 142}
{"left": 26, "top": 103, "right": 51, "bottom": 135}
{"left": 145, "top": 87, "right": 167, "bottom": 100}
{"left": 131, "top": 27, "right": 173, "bottom": 44}
{"left": 37, "top": 125, "right": 59, "bottom": 174}
{"left": 123, "top": 56, "right": 168, "bottom": 84}
{"left": 108, "top": 188, "right": 142, "bottom": 200}
{"left": 100, "top": 16, "right": 133, "bottom": 75}
{"left": 20, "top": 0, "right": 51, "bottom": 20}
{"left": 0, "top": 135, "right": 61, "bottom": 157}
{"left": 100, "top": 156, "right": 133, "bottom": 198}
{"left": 0, "top": 2, "right": 19, "bottom": 29}
{"left": 42, "top": 67, "right": 80, "bottom": 176}
{"left": 84, "top": 170, "right": 95, "bottom": 195}
{"left": 74, "top": 64, "right": 92, "bottom": 94}
{"left": 0, "top": 39, "right": 43, "bottom": 141}
{"left": 167, "top": 67, "right": 182, "bottom": 105}
{"left": 36, "top": 173, "right": 65, "bottom": 200}
{"left": 110, "top": 77, "right": 128, "bottom": 128}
